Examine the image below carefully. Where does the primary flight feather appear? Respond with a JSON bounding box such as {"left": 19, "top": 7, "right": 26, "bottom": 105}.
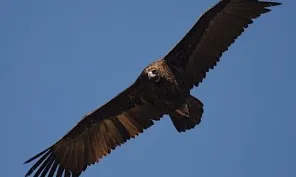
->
{"left": 24, "top": 0, "right": 281, "bottom": 176}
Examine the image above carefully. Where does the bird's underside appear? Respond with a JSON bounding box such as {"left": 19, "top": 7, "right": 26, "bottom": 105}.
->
{"left": 24, "top": 0, "right": 281, "bottom": 177}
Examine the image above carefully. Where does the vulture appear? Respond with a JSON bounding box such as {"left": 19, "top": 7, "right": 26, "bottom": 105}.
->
{"left": 24, "top": 0, "right": 281, "bottom": 176}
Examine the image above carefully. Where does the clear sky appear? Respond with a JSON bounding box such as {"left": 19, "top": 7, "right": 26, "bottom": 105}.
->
{"left": 1, "top": 0, "right": 295, "bottom": 177}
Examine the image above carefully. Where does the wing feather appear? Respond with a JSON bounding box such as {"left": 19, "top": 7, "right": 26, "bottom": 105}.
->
{"left": 164, "top": 0, "right": 281, "bottom": 87}
{"left": 48, "top": 161, "right": 58, "bottom": 177}
{"left": 40, "top": 157, "right": 55, "bottom": 177}
{"left": 24, "top": 81, "right": 165, "bottom": 177}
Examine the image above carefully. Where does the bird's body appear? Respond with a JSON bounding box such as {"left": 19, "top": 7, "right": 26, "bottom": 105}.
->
{"left": 141, "top": 60, "right": 190, "bottom": 113}
{"left": 24, "top": 0, "right": 281, "bottom": 176}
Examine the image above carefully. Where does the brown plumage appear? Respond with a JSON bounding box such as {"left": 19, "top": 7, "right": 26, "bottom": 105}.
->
{"left": 24, "top": 0, "right": 281, "bottom": 176}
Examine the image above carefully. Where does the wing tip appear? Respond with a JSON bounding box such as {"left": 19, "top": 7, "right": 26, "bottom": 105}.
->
{"left": 269, "top": 2, "right": 282, "bottom": 6}
{"left": 24, "top": 148, "right": 51, "bottom": 164}
{"left": 263, "top": 1, "right": 282, "bottom": 7}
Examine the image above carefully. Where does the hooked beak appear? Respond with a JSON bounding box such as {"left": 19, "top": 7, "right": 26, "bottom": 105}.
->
{"left": 147, "top": 71, "right": 157, "bottom": 79}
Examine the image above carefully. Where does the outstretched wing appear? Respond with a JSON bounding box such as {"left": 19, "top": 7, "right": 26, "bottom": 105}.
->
{"left": 24, "top": 81, "right": 164, "bottom": 177}
{"left": 164, "top": 0, "right": 281, "bottom": 88}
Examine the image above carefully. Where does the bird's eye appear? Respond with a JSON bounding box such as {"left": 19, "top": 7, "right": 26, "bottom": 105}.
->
{"left": 147, "top": 70, "right": 160, "bottom": 82}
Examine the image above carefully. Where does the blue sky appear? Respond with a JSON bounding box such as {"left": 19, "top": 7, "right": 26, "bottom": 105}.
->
{"left": 1, "top": 0, "right": 295, "bottom": 177}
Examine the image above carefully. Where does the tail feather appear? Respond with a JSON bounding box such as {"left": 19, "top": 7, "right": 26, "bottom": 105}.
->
{"left": 169, "top": 95, "right": 204, "bottom": 132}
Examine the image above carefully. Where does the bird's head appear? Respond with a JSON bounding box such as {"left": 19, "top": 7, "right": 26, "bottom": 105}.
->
{"left": 139, "top": 60, "right": 176, "bottom": 91}
{"left": 146, "top": 67, "right": 161, "bottom": 82}
{"left": 140, "top": 60, "right": 175, "bottom": 85}
{"left": 142, "top": 60, "right": 166, "bottom": 84}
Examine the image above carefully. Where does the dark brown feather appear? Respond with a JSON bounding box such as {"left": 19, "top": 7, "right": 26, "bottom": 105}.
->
{"left": 170, "top": 95, "right": 204, "bottom": 132}
{"left": 164, "top": 0, "right": 281, "bottom": 88}
{"left": 24, "top": 81, "right": 165, "bottom": 177}
{"left": 40, "top": 157, "right": 55, "bottom": 176}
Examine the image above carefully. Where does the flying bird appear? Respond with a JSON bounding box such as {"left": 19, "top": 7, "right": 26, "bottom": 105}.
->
{"left": 24, "top": 0, "right": 281, "bottom": 176}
